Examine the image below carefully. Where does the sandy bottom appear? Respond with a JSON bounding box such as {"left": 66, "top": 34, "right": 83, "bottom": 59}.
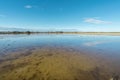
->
{"left": 0, "top": 46, "right": 119, "bottom": 80}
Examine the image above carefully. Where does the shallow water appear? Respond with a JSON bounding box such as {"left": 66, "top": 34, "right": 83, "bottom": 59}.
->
{"left": 0, "top": 34, "right": 120, "bottom": 55}
{"left": 0, "top": 34, "right": 120, "bottom": 80}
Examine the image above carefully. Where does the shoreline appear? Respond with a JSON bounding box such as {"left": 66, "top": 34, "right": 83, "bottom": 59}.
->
{"left": 0, "top": 32, "right": 120, "bottom": 36}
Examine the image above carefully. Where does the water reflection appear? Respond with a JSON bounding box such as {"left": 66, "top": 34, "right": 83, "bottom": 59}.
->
{"left": 0, "top": 34, "right": 120, "bottom": 54}
{"left": 0, "top": 34, "right": 120, "bottom": 80}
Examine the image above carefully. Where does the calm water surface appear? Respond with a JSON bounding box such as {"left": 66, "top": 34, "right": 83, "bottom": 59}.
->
{"left": 0, "top": 34, "right": 120, "bottom": 80}
{"left": 0, "top": 34, "right": 120, "bottom": 56}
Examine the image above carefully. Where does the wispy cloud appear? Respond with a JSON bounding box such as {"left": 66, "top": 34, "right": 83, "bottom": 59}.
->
{"left": 84, "top": 18, "right": 111, "bottom": 24}
{"left": 0, "top": 26, "right": 29, "bottom": 31}
{"left": 0, "top": 14, "right": 6, "bottom": 17}
{"left": 24, "top": 5, "right": 33, "bottom": 9}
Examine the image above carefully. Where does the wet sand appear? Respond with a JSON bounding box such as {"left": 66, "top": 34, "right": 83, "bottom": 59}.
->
{"left": 0, "top": 46, "right": 119, "bottom": 80}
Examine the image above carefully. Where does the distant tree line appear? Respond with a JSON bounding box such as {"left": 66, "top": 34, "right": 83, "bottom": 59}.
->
{"left": 0, "top": 31, "right": 120, "bottom": 34}
{"left": 0, "top": 31, "right": 34, "bottom": 34}
{"left": 0, "top": 31, "right": 64, "bottom": 34}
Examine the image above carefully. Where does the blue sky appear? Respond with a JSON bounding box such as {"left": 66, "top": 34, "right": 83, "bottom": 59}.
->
{"left": 0, "top": 0, "right": 120, "bottom": 32}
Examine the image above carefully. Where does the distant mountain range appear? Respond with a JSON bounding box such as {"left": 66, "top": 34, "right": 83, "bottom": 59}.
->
{"left": 0, "top": 27, "right": 29, "bottom": 31}
{"left": 0, "top": 27, "right": 79, "bottom": 32}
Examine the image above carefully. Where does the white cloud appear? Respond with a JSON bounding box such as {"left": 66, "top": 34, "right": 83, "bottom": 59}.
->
{"left": 84, "top": 18, "right": 111, "bottom": 24}
{"left": 24, "top": 5, "right": 33, "bottom": 9}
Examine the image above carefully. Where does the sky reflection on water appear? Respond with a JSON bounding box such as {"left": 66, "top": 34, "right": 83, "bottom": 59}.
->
{"left": 0, "top": 34, "right": 120, "bottom": 56}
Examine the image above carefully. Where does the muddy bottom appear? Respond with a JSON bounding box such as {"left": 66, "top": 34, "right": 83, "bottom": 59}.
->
{"left": 0, "top": 46, "right": 119, "bottom": 80}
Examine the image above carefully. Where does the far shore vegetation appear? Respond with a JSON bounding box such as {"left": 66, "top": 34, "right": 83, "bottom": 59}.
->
{"left": 0, "top": 31, "right": 120, "bottom": 35}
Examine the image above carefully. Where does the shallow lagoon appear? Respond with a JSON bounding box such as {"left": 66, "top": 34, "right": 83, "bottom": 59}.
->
{"left": 0, "top": 34, "right": 120, "bottom": 80}
{"left": 0, "top": 34, "right": 120, "bottom": 55}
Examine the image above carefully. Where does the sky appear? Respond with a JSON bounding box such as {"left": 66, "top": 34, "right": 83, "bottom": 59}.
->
{"left": 0, "top": 0, "right": 120, "bottom": 32}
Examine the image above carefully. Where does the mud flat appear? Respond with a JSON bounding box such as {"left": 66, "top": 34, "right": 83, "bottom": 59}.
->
{"left": 0, "top": 46, "right": 119, "bottom": 80}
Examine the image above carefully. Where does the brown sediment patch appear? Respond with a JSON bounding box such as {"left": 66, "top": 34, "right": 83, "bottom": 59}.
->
{"left": 0, "top": 46, "right": 119, "bottom": 80}
{"left": 0, "top": 49, "right": 33, "bottom": 63}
